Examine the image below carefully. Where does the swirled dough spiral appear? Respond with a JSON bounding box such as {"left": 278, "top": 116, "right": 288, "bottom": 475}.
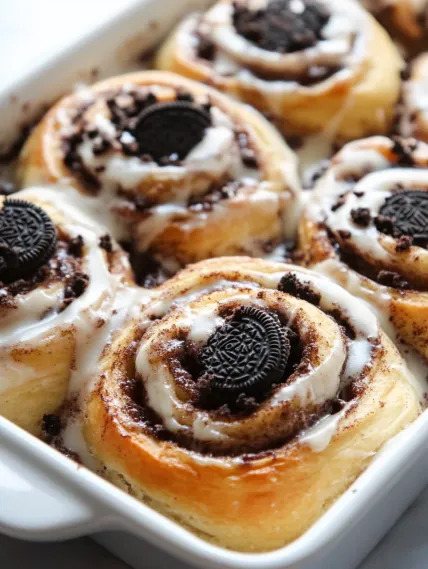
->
{"left": 83, "top": 257, "right": 421, "bottom": 551}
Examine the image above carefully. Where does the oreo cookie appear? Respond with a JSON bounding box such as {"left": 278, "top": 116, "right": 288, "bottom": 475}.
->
{"left": 133, "top": 101, "right": 212, "bottom": 162}
{"left": 0, "top": 200, "right": 57, "bottom": 282}
{"left": 200, "top": 306, "right": 289, "bottom": 394}
{"left": 232, "top": 0, "right": 330, "bottom": 53}
{"left": 379, "top": 191, "right": 428, "bottom": 246}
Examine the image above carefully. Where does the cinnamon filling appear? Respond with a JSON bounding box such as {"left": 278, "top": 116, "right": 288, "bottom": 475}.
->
{"left": 114, "top": 294, "right": 365, "bottom": 457}
{"left": 326, "top": 227, "right": 424, "bottom": 291}
{"left": 248, "top": 63, "right": 342, "bottom": 85}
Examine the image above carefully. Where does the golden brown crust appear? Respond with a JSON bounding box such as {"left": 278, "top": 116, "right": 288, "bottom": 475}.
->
{"left": 0, "top": 331, "right": 75, "bottom": 434}
{"left": 156, "top": 0, "right": 403, "bottom": 139}
{"left": 84, "top": 257, "right": 421, "bottom": 551}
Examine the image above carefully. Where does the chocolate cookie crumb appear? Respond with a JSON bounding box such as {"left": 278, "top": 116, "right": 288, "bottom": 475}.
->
{"left": 67, "top": 235, "right": 84, "bottom": 257}
{"left": 235, "top": 392, "right": 258, "bottom": 412}
{"left": 241, "top": 148, "right": 258, "bottom": 168}
{"left": 188, "top": 180, "right": 240, "bottom": 211}
{"left": 176, "top": 90, "right": 194, "bottom": 103}
{"left": 133, "top": 194, "right": 156, "bottom": 212}
{"left": 64, "top": 272, "right": 89, "bottom": 304}
{"left": 236, "top": 130, "right": 258, "bottom": 168}
{"left": 377, "top": 270, "right": 409, "bottom": 289}
{"left": 42, "top": 414, "right": 62, "bottom": 437}
{"left": 391, "top": 137, "right": 417, "bottom": 166}
{"left": 99, "top": 234, "right": 113, "bottom": 253}
{"left": 197, "top": 33, "right": 216, "bottom": 61}
{"left": 285, "top": 135, "right": 304, "bottom": 151}
{"left": 350, "top": 207, "right": 371, "bottom": 227}
{"left": 338, "top": 230, "right": 351, "bottom": 239}
{"left": 374, "top": 214, "right": 394, "bottom": 235}
{"left": 278, "top": 273, "right": 321, "bottom": 305}
{"left": 395, "top": 235, "right": 413, "bottom": 252}
{"left": 400, "top": 67, "right": 410, "bottom": 81}
{"left": 304, "top": 159, "right": 330, "bottom": 188}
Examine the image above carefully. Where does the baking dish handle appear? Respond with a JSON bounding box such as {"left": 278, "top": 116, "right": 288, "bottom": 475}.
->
{"left": 0, "top": 418, "right": 106, "bottom": 541}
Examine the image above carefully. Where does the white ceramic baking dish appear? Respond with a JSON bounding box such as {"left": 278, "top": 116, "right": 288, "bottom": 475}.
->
{"left": 0, "top": 1, "right": 428, "bottom": 568}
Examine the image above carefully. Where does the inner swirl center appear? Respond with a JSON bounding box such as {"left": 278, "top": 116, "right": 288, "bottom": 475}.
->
{"left": 201, "top": 306, "right": 290, "bottom": 393}
{"left": 181, "top": 305, "right": 303, "bottom": 413}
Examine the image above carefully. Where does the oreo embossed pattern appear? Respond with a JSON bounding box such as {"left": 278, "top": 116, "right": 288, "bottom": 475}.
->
{"left": 0, "top": 200, "right": 57, "bottom": 282}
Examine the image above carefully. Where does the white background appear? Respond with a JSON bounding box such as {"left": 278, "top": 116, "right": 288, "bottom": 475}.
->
{"left": 0, "top": 1, "right": 428, "bottom": 568}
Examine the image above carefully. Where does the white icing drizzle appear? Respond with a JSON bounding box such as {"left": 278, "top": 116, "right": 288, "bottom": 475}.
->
{"left": 0, "top": 188, "right": 152, "bottom": 465}
{"left": 263, "top": 243, "right": 289, "bottom": 262}
{"left": 61, "top": 283, "right": 150, "bottom": 468}
{"left": 298, "top": 408, "right": 346, "bottom": 452}
{"left": 133, "top": 262, "right": 396, "bottom": 453}
{"left": 180, "top": 0, "right": 368, "bottom": 93}
{"left": 314, "top": 257, "right": 427, "bottom": 401}
{"left": 55, "top": 84, "right": 299, "bottom": 262}
{"left": 77, "top": 105, "right": 247, "bottom": 193}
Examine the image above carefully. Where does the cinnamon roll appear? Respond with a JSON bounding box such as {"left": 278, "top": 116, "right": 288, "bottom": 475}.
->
{"left": 361, "top": 0, "right": 428, "bottom": 42}
{"left": 401, "top": 53, "right": 428, "bottom": 142}
{"left": 299, "top": 136, "right": 428, "bottom": 360}
{"left": 82, "top": 257, "right": 421, "bottom": 552}
{"left": 18, "top": 71, "right": 300, "bottom": 271}
{"left": 0, "top": 188, "right": 134, "bottom": 435}
{"left": 156, "top": 0, "right": 403, "bottom": 140}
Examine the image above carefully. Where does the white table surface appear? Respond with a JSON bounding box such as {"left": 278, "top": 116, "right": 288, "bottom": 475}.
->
{"left": 1, "top": 1, "right": 427, "bottom": 568}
